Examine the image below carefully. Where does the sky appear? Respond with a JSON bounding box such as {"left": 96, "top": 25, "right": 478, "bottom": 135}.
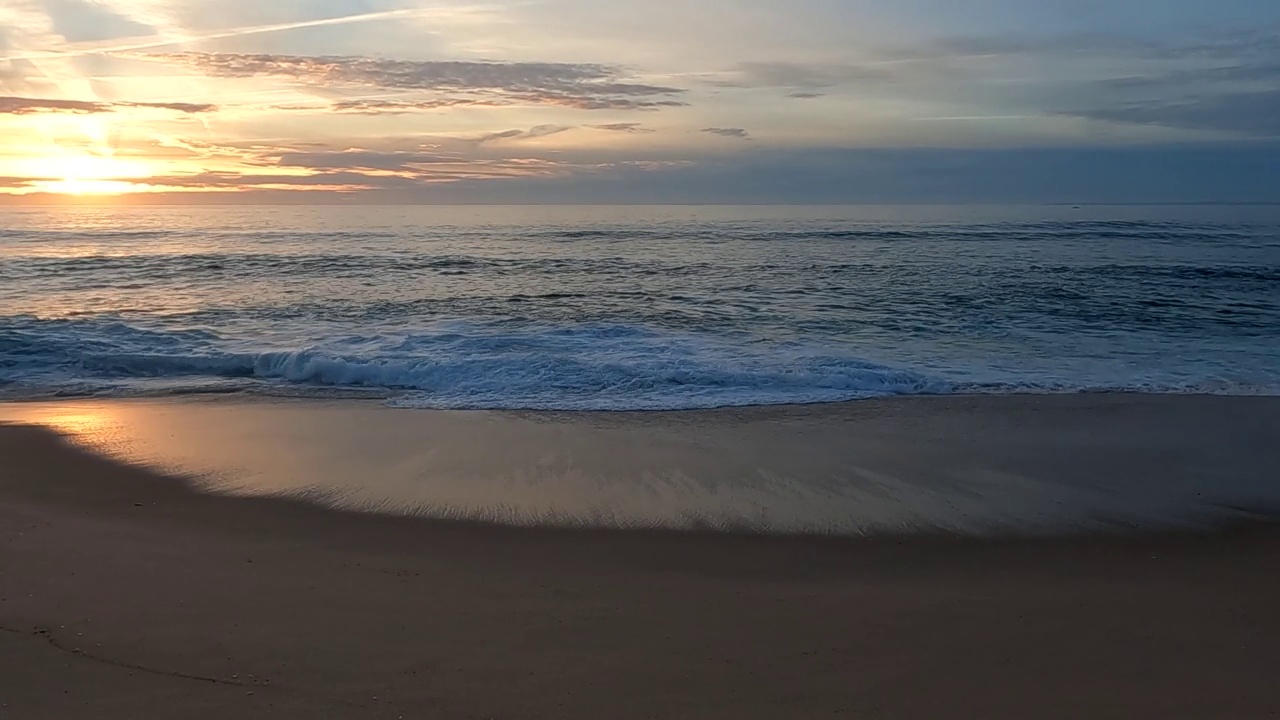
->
{"left": 1, "top": 0, "right": 1278, "bottom": 204}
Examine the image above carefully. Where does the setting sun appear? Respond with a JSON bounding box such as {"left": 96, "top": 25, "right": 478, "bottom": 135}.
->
{"left": 27, "top": 153, "right": 153, "bottom": 195}
{"left": 32, "top": 178, "right": 144, "bottom": 195}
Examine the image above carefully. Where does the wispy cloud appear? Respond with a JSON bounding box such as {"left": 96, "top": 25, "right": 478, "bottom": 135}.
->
{"left": 1054, "top": 48, "right": 1280, "bottom": 135}
{"left": 1064, "top": 92, "right": 1280, "bottom": 135}
{"left": 144, "top": 53, "right": 687, "bottom": 111}
{"left": 329, "top": 98, "right": 502, "bottom": 114}
{"left": 701, "top": 127, "right": 750, "bottom": 139}
{"left": 0, "top": 8, "right": 428, "bottom": 62}
{"left": 273, "top": 150, "right": 458, "bottom": 172}
{"left": 722, "top": 29, "right": 1280, "bottom": 137}
{"left": 0, "top": 95, "right": 215, "bottom": 114}
{"left": 588, "top": 122, "right": 653, "bottom": 133}
{"left": 476, "top": 125, "right": 574, "bottom": 144}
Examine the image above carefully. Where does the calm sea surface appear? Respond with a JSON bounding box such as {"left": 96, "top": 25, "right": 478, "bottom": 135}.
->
{"left": 2, "top": 204, "right": 1278, "bottom": 409}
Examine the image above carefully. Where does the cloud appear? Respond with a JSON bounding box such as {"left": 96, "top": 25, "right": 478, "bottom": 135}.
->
{"left": 1096, "top": 63, "right": 1280, "bottom": 91}
{"left": 37, "top": 0, "right": 152, "bottom": 44}
{"left": 1055, "top": 52, "right": 1280, "bottom": 135}
{"left": 719, "top": 54, "right": 985, "bottom": 93}
{"left": 273, "top": 150, "right": 459, "bottom": 172}
{"left": 587, "top": 122, "right": 653, "bottom": 133}
{"left": 2, "top": 7, "right": 429, "bottom": 62}
{"left": 143, "top": 53, "right": 688, "bottom": 111}
{"left": 329, "top": 98, "right": 501, "bottom": 114}
{"left": 260, "top": 146, "right": 571, "bottom": 182}
{"left": 0, "top": 14, "right": 59, "bottom": 94}
{"left": 119, "top": 100, "right": 218, "bottom": 114}
{"left": 101, "top": 154, "right": 574, "bottom": 193}
{"left": 476, "top": 125, "right": 573, "bottom": 143}
{"left": 1067, "top": 91, "right": 1280, "bottom": 135}
{"left": 723, "top": 29, "right": 1280, "bottom": 137}
{"left": 102, "top": 171, "right": 416, "bottom": 193}
{"left": 0, "top": 95, "right": 216, "bottom": 114}
{"left": 701, "top": 127, "right": 750, "bottom": 139}
{"left": 0, "top": 56, "right": 57, "bottom": 96}
{"left": 929, "top": 31, "right": 1280, "bottom": 136}
{"left": 0, "top": 96, "right": 102, "bottom": 114}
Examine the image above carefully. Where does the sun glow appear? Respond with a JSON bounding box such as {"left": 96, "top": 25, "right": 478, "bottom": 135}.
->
{"left": 32, "top": 178, "right": 145, "bottom": 195}
{"left": 25, "top": 153, "right": 155, "bottom": 195}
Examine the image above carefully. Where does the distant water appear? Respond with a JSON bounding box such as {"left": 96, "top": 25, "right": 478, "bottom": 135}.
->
{"left": 2, "top": 205, "right": 1278, "bottom": 410}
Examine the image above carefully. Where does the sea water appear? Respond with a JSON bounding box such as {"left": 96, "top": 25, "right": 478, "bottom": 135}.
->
{"left": 3, "top": 204, "right": 1278, "bottom": 410}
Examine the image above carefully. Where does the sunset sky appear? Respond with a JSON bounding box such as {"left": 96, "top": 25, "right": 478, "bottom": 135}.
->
{"left": 2, "top": 0, "right": 1278, "bottom": 203}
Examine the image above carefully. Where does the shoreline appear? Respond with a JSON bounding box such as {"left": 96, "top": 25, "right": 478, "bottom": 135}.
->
{"left": 3, "top": 386, "right": 1279, "bottom": 411}
{"left": 3, "top": 413, "right": 1279, "bottom": 718}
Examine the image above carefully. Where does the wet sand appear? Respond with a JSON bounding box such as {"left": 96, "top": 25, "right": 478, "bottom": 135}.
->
{"left": 3, "top": 394, "right": 1279, "bottom": 533}
{"left": 2, "top": 395, "right": 1280, "bottom": 718}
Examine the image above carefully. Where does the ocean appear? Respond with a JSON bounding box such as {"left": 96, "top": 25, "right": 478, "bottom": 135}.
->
{"left": 2, "top": 204, "right": 1278, "bottom": 410}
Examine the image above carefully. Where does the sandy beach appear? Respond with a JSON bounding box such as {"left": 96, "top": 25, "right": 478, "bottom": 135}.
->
{"left": 3, "top": 395, "right": 1280, "bottom": 718}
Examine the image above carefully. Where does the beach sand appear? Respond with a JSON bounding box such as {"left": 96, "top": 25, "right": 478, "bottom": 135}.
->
{"left": 2, "top": 395, "right": 1279, "bottom": 718}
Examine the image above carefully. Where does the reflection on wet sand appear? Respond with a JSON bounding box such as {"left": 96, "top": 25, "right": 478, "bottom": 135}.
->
{"left": 3, "top": 394, "right": 1278, "bottom": 535}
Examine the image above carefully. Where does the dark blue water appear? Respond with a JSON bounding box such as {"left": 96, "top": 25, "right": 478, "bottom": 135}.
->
{"left": 2, "top": 204, "right": 1277, "bottom": 409}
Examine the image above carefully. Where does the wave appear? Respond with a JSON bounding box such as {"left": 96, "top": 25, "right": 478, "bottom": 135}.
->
{"left": 0, "top": 316, "right": 951, "bottom": 409}
{"left": 3, "top": 316, "right": 1277, "bottom": 410}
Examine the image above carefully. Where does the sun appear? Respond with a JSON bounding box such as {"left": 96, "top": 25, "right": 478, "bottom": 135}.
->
{"left": 35, "top": 178, "right": 145, "bottom": 195}
{"left": 28, "top": 153, "right": 155, "bottom": 196}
